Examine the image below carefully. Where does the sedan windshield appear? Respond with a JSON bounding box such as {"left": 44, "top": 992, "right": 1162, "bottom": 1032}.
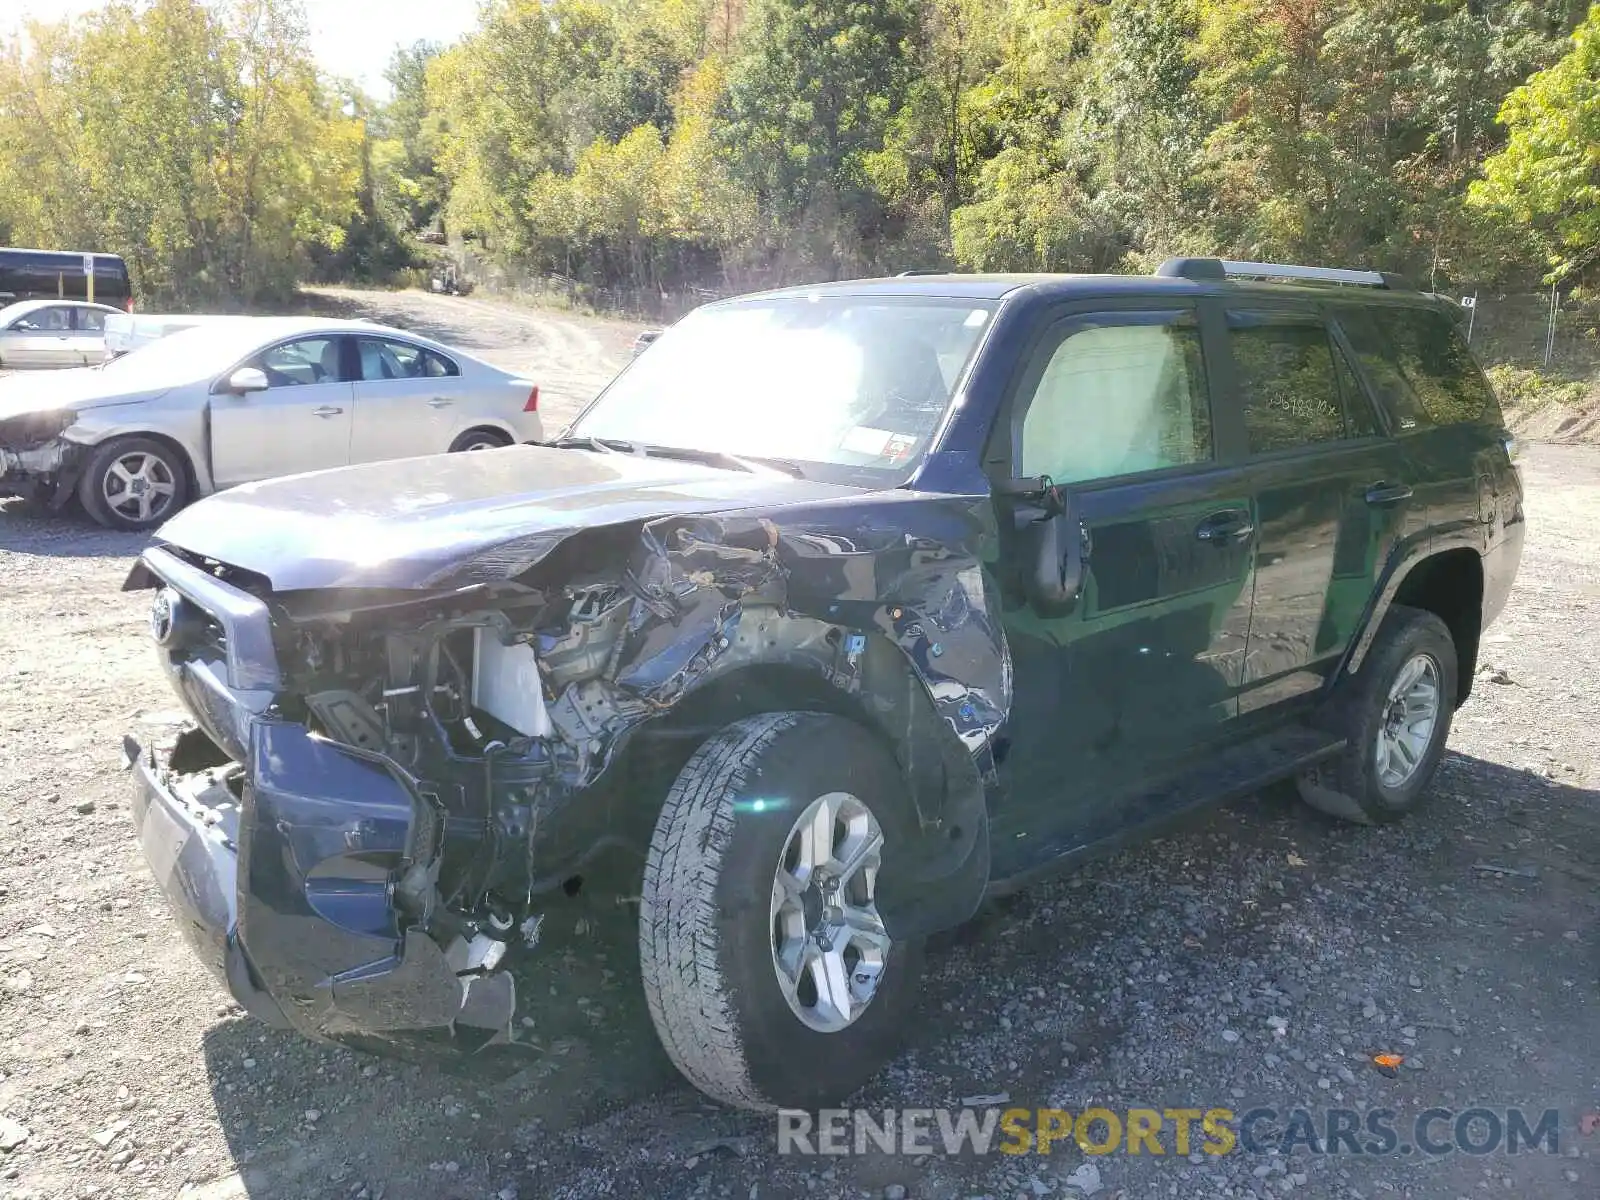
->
{"left": 570, "top": 295, "right": 995, "bottom": 481}
{"left": 96, "top": 320, "right": 277, "bottom": 384}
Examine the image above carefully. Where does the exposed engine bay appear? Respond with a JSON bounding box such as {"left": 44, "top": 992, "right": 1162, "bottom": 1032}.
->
{"left": 128, "top": 497, "right": 1010, "bottom": 1054}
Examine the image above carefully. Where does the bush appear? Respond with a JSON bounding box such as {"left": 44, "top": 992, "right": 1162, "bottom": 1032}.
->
{"left": 1484, "top": 363, "right": 1591, "bottom": 412}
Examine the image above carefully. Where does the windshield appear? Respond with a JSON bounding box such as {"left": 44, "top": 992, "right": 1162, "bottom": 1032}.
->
{"left": 571, "top": 295, "right": 995, "bottom": 481}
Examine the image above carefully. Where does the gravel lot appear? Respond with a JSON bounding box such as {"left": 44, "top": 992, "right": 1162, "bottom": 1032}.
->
{"left": 1, "top": 289, "right": 1596, "bottom": 1200}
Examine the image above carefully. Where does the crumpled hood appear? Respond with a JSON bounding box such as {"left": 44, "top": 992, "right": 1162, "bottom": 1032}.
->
{"left": 0, "top": 369, "right": 168, "bottom": 421}
{"left": 154, "top": 443, "right": 864, "bottom": 591}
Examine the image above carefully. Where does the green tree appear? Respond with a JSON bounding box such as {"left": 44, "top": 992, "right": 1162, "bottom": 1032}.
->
{"left": 1471, "top": 5, "right": 1600, "bottom": 282}
{"left": 719, "top": 0, "right": 922, "bottom": 274}
{"left": 0, "top": 0, "right": 362, "bottom": 305}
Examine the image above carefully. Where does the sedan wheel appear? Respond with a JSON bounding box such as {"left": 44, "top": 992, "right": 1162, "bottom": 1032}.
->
{"left": 77, "top": 436, "right": 189, "bottom": 532}
{"left": 448, "top": 429, "right": 512, "bottom": 453}
{"left": 103, "top": 451, "right": 178, "bottom": 525}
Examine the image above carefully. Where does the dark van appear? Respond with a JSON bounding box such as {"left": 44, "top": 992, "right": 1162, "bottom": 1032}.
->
{"left": 0, "top": 247, "right": 133, "bottom": 310}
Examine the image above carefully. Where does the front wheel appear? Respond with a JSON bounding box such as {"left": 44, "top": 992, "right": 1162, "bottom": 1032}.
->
{"left": 1296, "top": 605, "right": 1458, "bottom": 824}
{"left": 77, "top": 436, "right": 188, "bottom": 532}
{"left": 639, "top": 712, "right": 924, "bottom": 1111}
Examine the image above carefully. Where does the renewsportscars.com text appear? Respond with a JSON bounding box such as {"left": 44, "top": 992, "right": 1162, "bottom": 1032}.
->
{"left": 776, "top": 1106, "right": 1564, "bottom": 1158}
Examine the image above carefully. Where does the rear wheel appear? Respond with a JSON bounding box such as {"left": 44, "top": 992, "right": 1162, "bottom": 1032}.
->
{"left": 639, "top": 712, "right": 924, "bottom": 1111}
{"left": 1296, "top": 605, "right": 1458, "bottom": 824}
{"left": 77, "top": 436, "right": 188, "bottom": 532}
{"left": 448, "top": 428, "right": 512, "bottom": 453}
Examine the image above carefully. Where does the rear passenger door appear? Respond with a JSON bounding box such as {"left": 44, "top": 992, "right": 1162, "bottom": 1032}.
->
{"left": 70, "top": 306, "right": 110, "bottom": 364}
{"left": 1334, "top": 304, "right": 1508, "bottom": 552}
{"left": 1225, "top": 308, "right": 1413, "bottom": 717}
{"left": 991, "top": 304, "right": 1259, "bottom": 864}
{"left": 349, "top": 337, "right": 464, "bottom": 464}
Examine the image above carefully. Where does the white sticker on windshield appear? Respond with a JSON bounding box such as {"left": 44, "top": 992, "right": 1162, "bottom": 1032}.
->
{"left": 964, "top": 309, "right": 989, "bottom": 328}
{"left": 841, "top": 426, "right": 895, "bottom": 457}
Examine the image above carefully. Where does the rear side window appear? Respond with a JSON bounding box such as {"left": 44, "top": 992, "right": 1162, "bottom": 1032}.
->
{"left": 1336, "top": 305, "right": 1501, "bottom": 430}
{"left": 1227, "top": 314, "right": 1345, "bottom": 453}
{"left": 356, "top": 337, "right": 459, "bottom": 381}
{"left": 1018, "top": 313, "right": 1213, "bottom": 484}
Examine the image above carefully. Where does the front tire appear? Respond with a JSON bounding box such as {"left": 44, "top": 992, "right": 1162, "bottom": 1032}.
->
{"left": 77, "top": 436, "right": 188, "bottom": 531}
{"left": 1296, "top": 605, "right": 1458, "bottom": 824}
{"left": 639, "top": 712, "right": 924, "bottom": 1111}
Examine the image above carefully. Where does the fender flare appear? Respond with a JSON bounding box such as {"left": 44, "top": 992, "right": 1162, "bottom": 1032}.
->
{"left": 1336, "top": 528, "right": 1483, "bottom": 681}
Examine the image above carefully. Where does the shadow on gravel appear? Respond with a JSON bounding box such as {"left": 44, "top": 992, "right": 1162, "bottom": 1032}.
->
{"left": 0, "top": 498, "right": 151, "bottom": 558}
{"left": 193, "top": 751, "right": 1600, "bottom": 1199}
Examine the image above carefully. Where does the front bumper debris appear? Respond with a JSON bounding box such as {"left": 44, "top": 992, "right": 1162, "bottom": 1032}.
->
{"left": 0, "top": 438, "right": 86, "bottom": 507}
{"left": 129, "top": 725, "right": 522, "bottom": 1054}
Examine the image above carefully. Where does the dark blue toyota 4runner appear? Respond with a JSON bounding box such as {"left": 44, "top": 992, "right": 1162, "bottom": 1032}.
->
{"left": 123, "top": 258, "right": 1523, "bottom": 1110}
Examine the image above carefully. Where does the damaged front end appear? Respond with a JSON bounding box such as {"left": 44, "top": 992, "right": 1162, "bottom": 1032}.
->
{"left": 0, "top": 411, "right": 88, "bottom": 507}
{"left": 125, "top": 495, "right": 1007, "bottom": 1057}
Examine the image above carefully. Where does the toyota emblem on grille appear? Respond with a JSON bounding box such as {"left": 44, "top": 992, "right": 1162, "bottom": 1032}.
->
{"left": 149, "top": 588, "right": 178, "bottom": 645}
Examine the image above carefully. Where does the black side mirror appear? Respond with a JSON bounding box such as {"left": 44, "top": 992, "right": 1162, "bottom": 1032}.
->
{"left": 998, "top": 476, "right": 1089, "bottom": 616}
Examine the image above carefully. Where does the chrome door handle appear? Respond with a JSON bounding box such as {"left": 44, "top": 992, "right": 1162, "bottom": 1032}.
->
{"left": 1195, "top": 510, "right": 1255, "bottom": 543}
{"left": 1365, "top": 482, "right": 1413, "bottom": 506}
{"left": 426, "top": 397, "right": 454, "bottom": 408}
{"left": 313, "top": 406, "right": 344, "bottom": 418}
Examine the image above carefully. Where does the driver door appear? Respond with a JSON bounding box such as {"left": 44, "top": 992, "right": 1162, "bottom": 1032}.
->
{"left": 3, "top": 305, "right": 76, "bottom": 366}
{"left": 209, "top": 335, "right": 355, "bottom": 486}
{"left": 989, "top": 305, "right": 1259, "bottom": 872}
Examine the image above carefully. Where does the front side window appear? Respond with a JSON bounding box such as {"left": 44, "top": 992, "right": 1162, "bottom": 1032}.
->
{"left": 1019, "top": 315, "right": 1213, "bottom": 485}
{"left": 252, "top": 337, "right": 345, "bottom": 387}
{"left": 357, "top": 337, "right": 457, "bottom": 381}
{"left": 571, "top": 296, "right": 994, "bottom": 481}
{"left": 14, "top": 307, "right": 71, "bottom": 332}
{"left": 1229, "top": 315, "right": 1344, "bottom": 453}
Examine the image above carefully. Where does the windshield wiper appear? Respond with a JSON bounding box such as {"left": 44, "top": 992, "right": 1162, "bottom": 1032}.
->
{"left": 545, "top": 435, "right": 637, "bottom": 454}
{"left": 547, "top": 435, "right": 806, "bottom": 478}
{"left": 631, "top": 443, "right": 807, "bottom": 479}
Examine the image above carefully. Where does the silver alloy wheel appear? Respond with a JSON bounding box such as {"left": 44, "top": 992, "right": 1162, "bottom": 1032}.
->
{"left": 1374, "top": 652, "right": 1441, "bottom": 789}
{"left": 769, "top": 790, "right": 892, "bottom": 1034}
{"left": 465, "top": 439, "right": 497, "bottom": 451}
{"left": 102, "top": 451, "right": 177, "bottom": 524}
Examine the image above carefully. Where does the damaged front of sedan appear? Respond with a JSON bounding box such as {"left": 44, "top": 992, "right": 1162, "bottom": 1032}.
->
{"left": 124, "top": 281, "right": 1038, "bottom": 1109}
{"left": 0, "top": 365, "right": 196, "bottom": 518}
{"left": 0, "top": 402, "right": 96, "bottom": 508}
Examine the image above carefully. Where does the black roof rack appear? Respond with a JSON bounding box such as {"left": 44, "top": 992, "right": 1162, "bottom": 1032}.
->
{"left": 895, "top": 269, "right": 947, "bottom": 277}
{"left": 1155, "top": 257, "right": 1412, "bottom": 291}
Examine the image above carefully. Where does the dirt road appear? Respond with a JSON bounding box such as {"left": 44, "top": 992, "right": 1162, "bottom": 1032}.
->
{"left": 0, "top": 290, "right": 1596, "bottom": 1200}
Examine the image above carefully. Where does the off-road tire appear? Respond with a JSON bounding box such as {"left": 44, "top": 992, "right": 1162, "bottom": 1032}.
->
{"left": 639, "top": 711, "right": 924, "bottom": 1111}
{"left": 448, "top": 428, "right": 512, "bottom": 452}
{"left": 1296, "top": 605, "right": 1458, "bottom": 824}
{"left": 77, "top": 435, "right": 189, "bottom": 532}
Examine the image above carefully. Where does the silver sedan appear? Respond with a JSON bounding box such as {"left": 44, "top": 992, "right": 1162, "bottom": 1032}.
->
{"left": 0, "top": 300, "right": 124, "bottom": 368}
{"left": 0, "top": 316, "right": 543, "bottom": 530}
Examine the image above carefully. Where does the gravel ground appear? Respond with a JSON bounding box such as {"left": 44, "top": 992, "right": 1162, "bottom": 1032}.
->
{"left": 1, "top": 289, "right": 1596, "bottom": 1200}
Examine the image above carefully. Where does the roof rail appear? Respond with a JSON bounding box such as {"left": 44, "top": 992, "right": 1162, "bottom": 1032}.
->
{"left": 895, "top": 269, "right": 947, "bottom": 277}
{"left": 1155, "top": 257, "right": 1411, "bottom": 291}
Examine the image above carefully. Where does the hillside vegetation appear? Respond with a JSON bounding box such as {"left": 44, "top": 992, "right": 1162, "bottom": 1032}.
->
{"left": 1, "top": 0, "right": 1597, "bottom": 321}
